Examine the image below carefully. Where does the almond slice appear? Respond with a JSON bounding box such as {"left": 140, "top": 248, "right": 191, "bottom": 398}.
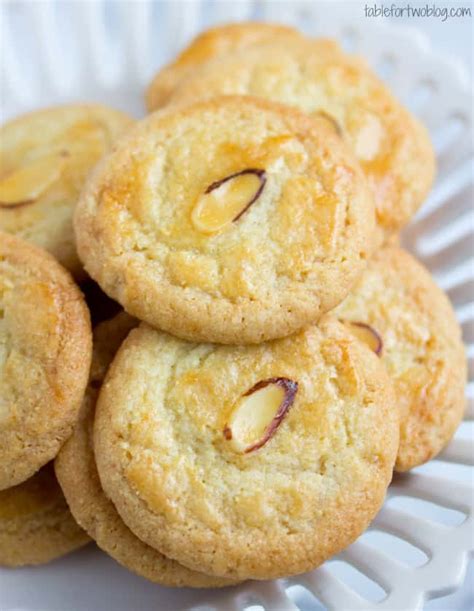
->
{"left": 191, "top": 169, "right": 266, "bottom": 234}
{"left": 223, "top": 377, "right": 298, "bottom": 453}
{"left": 0, "top": 155, "right": 64, "bottom": 208}
{"left": 346, "top": 321, "right": 383, "bottom": 356}
{"left": 315, "top": 111, "right": 343, "bottom": 136}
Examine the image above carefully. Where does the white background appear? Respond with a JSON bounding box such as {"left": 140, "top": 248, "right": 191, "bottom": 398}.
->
{"left": 382, "top": 5, "right": 473, "bottom": 607}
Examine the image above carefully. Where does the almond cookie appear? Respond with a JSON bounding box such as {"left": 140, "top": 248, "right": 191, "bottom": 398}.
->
{"left": 334, "top": 246, "right": 466, "bottom": 471}
{"left": 164, "top": 36, "right": 435, "bottom": 239}
{"left": 0, "top": 105, "right": 133, "bottom": 278}
{"left": 0, "top": 463, "right": 89, "bottom": 566}
{"left": 74, "top": 96, "right": 375, "bottom": 344}
{"left": 0, "top": 233, "right": 92, "bottom": 490}
{"left": 94, "top": 317, "right": 398, "bottom": 580}
{"left": 55, "top": 313, "right": 237, "bottom": 588}
{"left": 145, "top": 21, "right": 305, "bottom": 110}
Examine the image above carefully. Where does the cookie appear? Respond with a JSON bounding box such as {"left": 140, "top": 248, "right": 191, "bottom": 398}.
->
{"left": 74, "top": 96, "right": 375, "bottom": 344}
{"left": 0, "top": 463, "right": 89, "bottom": 567}
{"left": 0, "top": 104, "right": 133, "bottom": 278}
{"left": 334, "top": 246, "right": 466, "bottom": 471}
{"left": 163, "top": 35, "right": 435, "bottom": 239}
{"left": 145, "top": 21, "right": 305, "bottom": 110}
{"left": 0, "top": 232, "right": 92, "bottom": 490}
{"left": 55, "top": 313, "right": 238, "bottom": 587}
{"left": 94, "top": 317, "right": 398, "bottom": 580}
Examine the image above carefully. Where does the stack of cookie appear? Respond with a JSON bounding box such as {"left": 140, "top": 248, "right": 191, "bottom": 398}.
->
{"left": 0, "top": 22, "right": 466, "bottom": 586}
{"left": 0, "top": 106, "right": 132, "bottom": 565}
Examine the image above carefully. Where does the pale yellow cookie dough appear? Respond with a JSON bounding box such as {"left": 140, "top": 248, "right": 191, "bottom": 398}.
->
{"left": 0, "top": 463, "right": 89, "bottom": 566}
{"left": 0, "top": 232, "right": 92, "bottom": 490}
{"left": 0, "top": 104, "right": 133, "bottom": 278}
{"left": 163, "top": 33, "right": 435, "bottom": 238}
{"left": 335, "top": 246, "right": 466, "bottom": 471}
{"left": 74, "top": 96, "right": 375, "bottom": 344}
{"left": 94, "top": 317, "right": 398, "bottom": 580}
{"left": 55, "top": 313, "right": 237, "bottom": 587}
{"left": 145, "top": 21, "right": 307, "bottom": 110}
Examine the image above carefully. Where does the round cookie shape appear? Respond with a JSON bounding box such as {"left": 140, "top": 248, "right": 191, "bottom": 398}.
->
{"left": 166, "top": 40, "right": 435, "bottom": 239}
{"left": 334, "top": 246, "right": 466, "bottom": 471}
{"left": 55, "top": 313, "right": 237, "bottom": 588}
{"left": 94, "top": 318, "right": 399, "bottom": 580}
{"left": 0, "top": 463, "right": 89, "bottom": 566}
{"left": 145, "top": 21, "right": 307, "bottom": 111}
{"left": 74, "top": 96, "right": 375, "bottom": 344}
{"left": 0, "top": 232, "right": 92, "bottom": 490}
{"left": 0, "top": 104, "right": 133, "bottom": 278}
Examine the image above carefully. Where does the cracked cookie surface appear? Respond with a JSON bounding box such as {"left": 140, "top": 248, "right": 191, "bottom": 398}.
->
{"left": 162, "top": 34, "right": 434, "bottom": 240}
{"left": 335, "top": 246, "right": 466, "bottom": 471}
{"left": 0, "top": 232, "right": 92, "bottom": 489}
{"left": 55, "top": 313, "right": 237, "bottom": 588}
{"left": 94, "top": 317, "right": 398, "bottom": 580}
{"left": 74, "top": 96, "right": 374, "bottom": 344}
{"left": 0, "top": 105, "right": 133, "bottom": 278}
{"left": 145, "top": 21, "right": 305, "bottom": 110}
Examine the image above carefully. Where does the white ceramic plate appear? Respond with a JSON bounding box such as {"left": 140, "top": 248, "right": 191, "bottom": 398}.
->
{"left": 1, "top": 2, "right": 473, "bottom": 610}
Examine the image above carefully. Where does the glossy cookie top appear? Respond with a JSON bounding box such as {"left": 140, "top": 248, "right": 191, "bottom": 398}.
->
{"left": 165, "top": 37, "right": 435, "bottom": 239}
{"left": 55, "top": 312, "right": 238, "bottom": 588}
{"left": 0, "top": 232, "right": 92, "bottom": 490}
{"left": 145, "top": 21, "right": 305, "bottom": 110}
{"left": 335, "top": 246, "right": 466, "bottom": 471}
{"left": 93, "top": 317, "right": 398, "bottom": 580}
{"left": 74, "top": 96, "right": 375, "bottom": 344}
{"left": 0, "top": 463, "right": 89, "bottom": 566}
{"left": 0, "top": 104, "right": 133, "bottom": 278}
